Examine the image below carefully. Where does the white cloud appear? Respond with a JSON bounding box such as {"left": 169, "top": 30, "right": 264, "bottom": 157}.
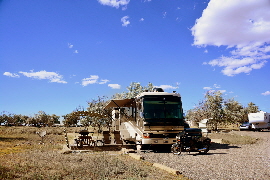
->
{"left": 3, "top": 72, "right": 20, "bottom": 78}
{"left": 82, "top": 75, "right": 110, "bottom": 86}
{"left": 207, "top": 56, "right": 267, "bottom": 76}
{"left": 108, "top": 84, "right": 121, "bottom": 89}
{"left": 192, "top": 0, "right": 270, "bottom": 76}
{"left": 203, "top": 87, "right": 212, "bottom": 90}
{"left": 82, "top": 75, "right": 99, "bottom": 87}
{"left": 97, "top": 0, "right": 130, "bottom": 10}
{"left": 262, "top": 91, "right": 270, "bottom": 96}
{"left": 163, "top": 12, "right": 167, "bottom": 18}
{"left": 219, "top": 90, "right": 226, "bottom": 94}
{"left": 99, "top": 79, "right": 109, "bottom": 84}
{"left": 157, "top": 85, "right": 178, "bottom": 90}
{"left": 74, "top": 50, "right": 79, "bottom": 53}
{"left": 203, "top": 84, "right": 223, "bottom": 91}
{"left": 19, "top": 70, "right": 67, "bottom": 83}
{"left": 121, "top": 16, "right": 130, "bottom": 27}
{"left": 140, "top": 18, "right": 144, "bottom": 22}
{"left": 68, "top": 43, "right": 73, "bottom": 48}
{"left": 204, "top": 89, "right": 226, "bottom": 94}
{"left": 213, "top": 84, "right": 220, "bottom": 88}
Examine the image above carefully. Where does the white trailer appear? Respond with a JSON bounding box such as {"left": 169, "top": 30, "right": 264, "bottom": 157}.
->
{"left": 248, "top": 111, "right": 270, "bottom": 131}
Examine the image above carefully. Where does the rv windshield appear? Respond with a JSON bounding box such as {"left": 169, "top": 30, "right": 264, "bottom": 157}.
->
{"left": 143, "top": 95, "right": 183, "bottom": 120}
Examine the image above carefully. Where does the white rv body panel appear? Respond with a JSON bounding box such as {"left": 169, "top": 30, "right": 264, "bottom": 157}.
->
{"left": 248, "top": 111, "right": 270, "bottom": 130}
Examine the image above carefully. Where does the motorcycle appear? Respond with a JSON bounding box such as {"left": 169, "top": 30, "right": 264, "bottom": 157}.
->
{"left": 171, "top": 128, "right": 211, "bottom": 155}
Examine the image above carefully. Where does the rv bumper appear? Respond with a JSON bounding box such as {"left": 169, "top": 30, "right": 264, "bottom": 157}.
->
{"left": 141, "top": 138, "right": 176, "bottom": 145}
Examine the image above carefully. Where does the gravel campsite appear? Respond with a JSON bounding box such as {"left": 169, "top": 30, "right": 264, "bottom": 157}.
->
{"left": 0, "top": 127, "right": 269, "bottom": 179}
{"left": 138, "top": 130, "right": 270, "bottom": 180}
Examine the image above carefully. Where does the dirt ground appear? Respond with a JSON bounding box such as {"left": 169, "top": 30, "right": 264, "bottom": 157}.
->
{"left": 0, "top": 126, "right": 185, "bottom": 180}
{"left": 1, "top": 126, "right": 268, "bottom": 180}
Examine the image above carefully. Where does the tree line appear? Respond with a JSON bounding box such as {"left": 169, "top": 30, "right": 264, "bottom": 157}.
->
{"left": 0, "top": 111, "right": 60, "bottom": 127}
{"left": 1, "top": 82, "right": 260, "bottom": 130}
{"left": 185, "top": 90, "right": 259, "bottom": 130}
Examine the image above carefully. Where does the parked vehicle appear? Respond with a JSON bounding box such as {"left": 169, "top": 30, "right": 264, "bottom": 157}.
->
{"left": 105, "top": 88, "right": 186, "bottom": 150}
{"left": 239, "top": 122, "right": 252, "bottom": 131}
{"left": 171, "top": 128, "right": 211, "bottom": 155}
{"left": 248, "top": 111, "right": 270, "bottom": 131}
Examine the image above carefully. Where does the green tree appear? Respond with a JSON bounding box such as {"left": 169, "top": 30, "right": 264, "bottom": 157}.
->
{"left": 25, "top": 116, "right": 38, "bottom": 126}
{"left": 62, "top": 113, "right": 80, "bottom": 127}
{"left": 145, "top": 82, "right": 154, "bottom": 92}
{"left": 186, "top": 100, "right": 208, "bottom": 124}
{"left": 80, "top": 116, "right": 92, "bottom": 127}
{"left": 245, "top": 102, "right": 259, "bottom": 113}
{"left": 240, "top": 102, "right": 260, "bottom": 122}
{"left": 204, "top": 91, "right": 224, "bottom": 130}
{"left": 12, "top": 114, "right": 27, "bottom": 126}
{"left": 87, "top": 96, "right": 111, "bottom": 132}
{"left": 186, "top": 91, "right": 225, "bottom": 130}
{"left": 185, "top": 91, "right": 261, "bottom": 130}
{"left": 50, "top": 114, "right": 60, "bottom": 125}
{"left": 125, "top": 82, "right": 143, "bottom": 98}
{"left": 21, "top": 115, "right": 29, "bottom": 125}
{"left": 0, "top": 112, "right": 18, "bottom": 126}
{"left": 0, "top": 111, "right": 12, "bottom": 125}
{"left": 223, "top": 98, "right": 245, "bottom": 124}
{"left": 35, "top": 111, "right": 50, "bottom": 126}
{"left": 113, "top": 82, "right": 155, "bottom": 99}
{"left": 33, "top": 111, "right": 60, "bottom": 127}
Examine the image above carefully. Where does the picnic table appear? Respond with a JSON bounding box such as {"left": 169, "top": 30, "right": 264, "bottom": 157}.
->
{"left": 75, "top": 130, "right": 96, "bottom": 147}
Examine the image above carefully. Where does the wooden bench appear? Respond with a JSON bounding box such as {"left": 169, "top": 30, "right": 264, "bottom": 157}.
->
{"left": 114, "top": 131, "right": 123, "bottom": 144}
{"left": 103, "top": 131, "right": 111, "bottom": 144}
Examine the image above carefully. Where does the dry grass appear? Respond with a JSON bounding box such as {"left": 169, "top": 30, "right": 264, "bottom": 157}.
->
{"left": 208, "top": 132, "right": 258, "bottom": 145}
{"left": 0, "top": 127, "right": 184, "bottom": 180}
{"left": 0, "top": 126, "right": 64, "bottom": 156}
{"left": 1, "top": 150, "right": 183, "bottom": 179}
{"left": 191, "top": 124, "right": 258, "bottom": 145}
{"left": 1, "top": 126, "right": 257, "bottom": 179}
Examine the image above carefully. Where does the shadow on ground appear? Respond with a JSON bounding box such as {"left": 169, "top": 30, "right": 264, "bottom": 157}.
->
{"left": 0, "top": 137, "right": 26, "bottom": 142}
{"left": 210, "top": 143, "right": 240, "bottom": 150}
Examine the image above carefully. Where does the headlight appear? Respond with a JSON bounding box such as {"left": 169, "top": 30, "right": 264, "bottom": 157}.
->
{"left": 143, "top": 133, "right": 150, "bottom": 138}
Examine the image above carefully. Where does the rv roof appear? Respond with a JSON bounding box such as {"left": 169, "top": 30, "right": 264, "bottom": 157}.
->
{"left": 104, "top": 92, "right": 181, "bottom": 109}
{"left": 137, "top": 91, "right": 181, "bottom": 98}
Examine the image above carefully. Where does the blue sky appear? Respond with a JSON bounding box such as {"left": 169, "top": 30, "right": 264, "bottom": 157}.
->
{"left": 1, "top": 0, "right": 270, "bottom": 117}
